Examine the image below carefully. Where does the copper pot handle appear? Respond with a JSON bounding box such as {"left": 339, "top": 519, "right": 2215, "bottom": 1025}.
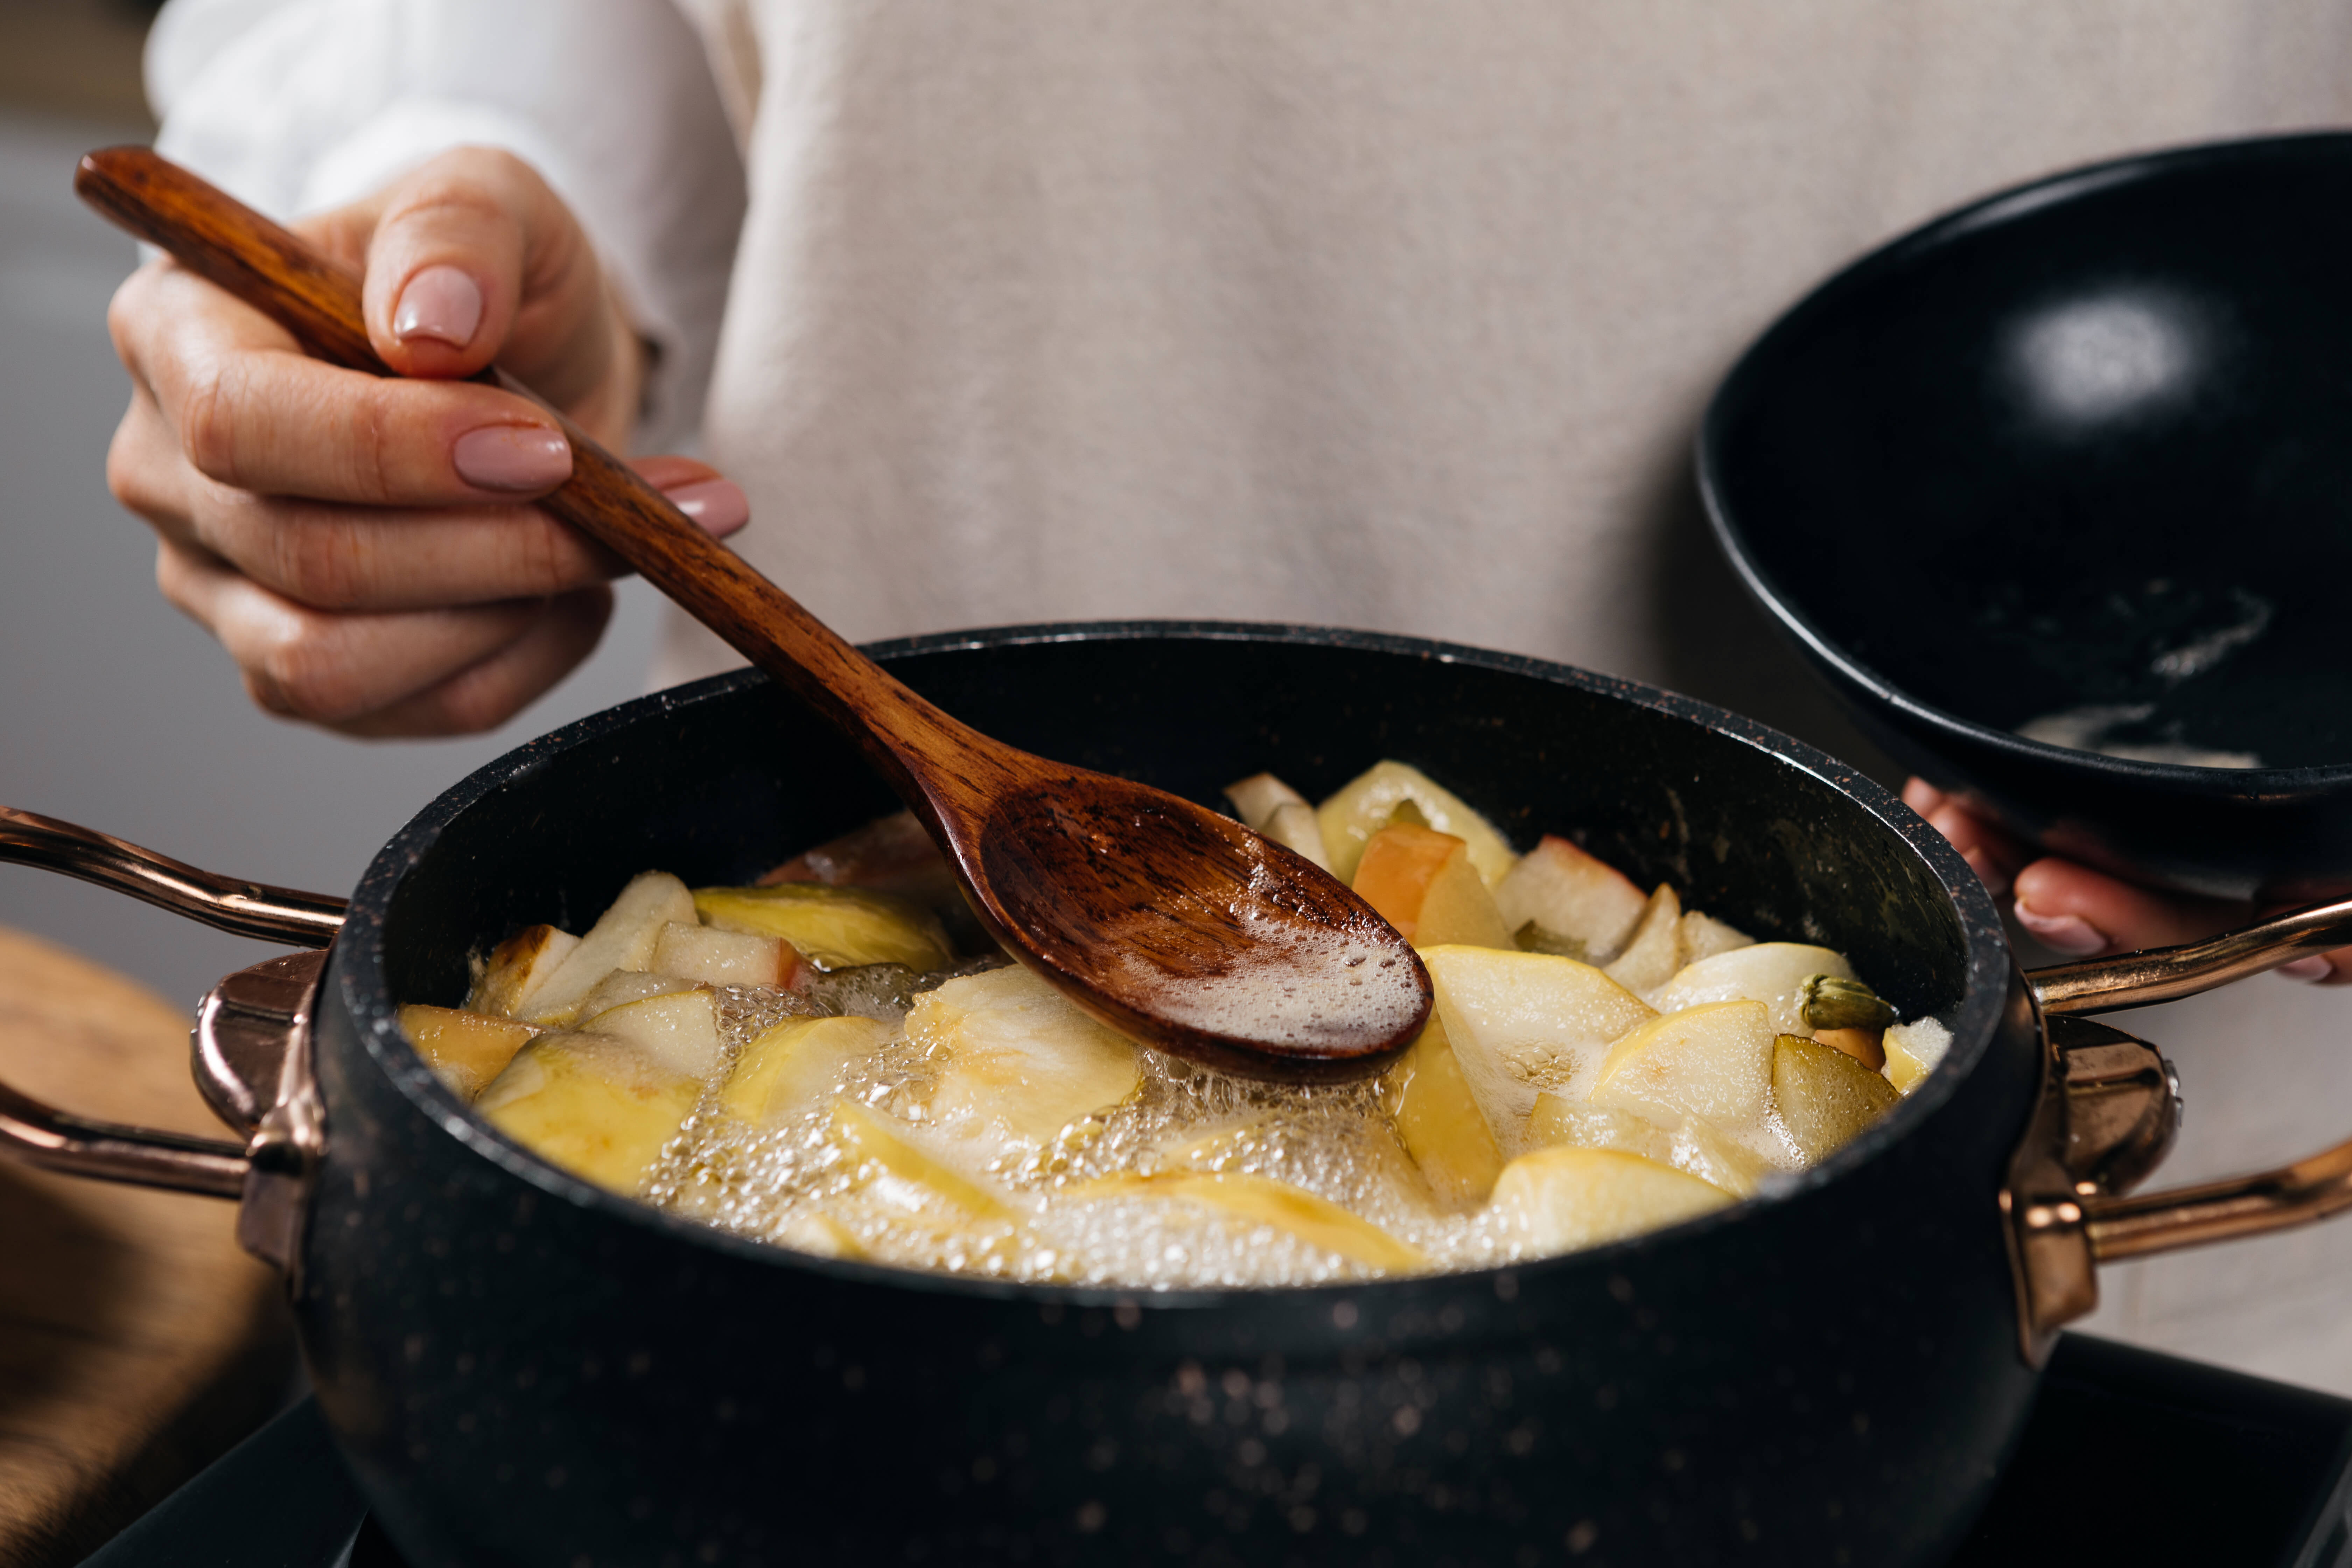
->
{"left": 0, "top": 806, "right": 341, "bottom": 1239}
{"left": 2007, "top": 897, "right": 2352, "bottom": 1359}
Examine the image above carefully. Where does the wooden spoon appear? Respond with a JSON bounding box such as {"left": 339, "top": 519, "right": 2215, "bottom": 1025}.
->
{"left": 75, "top": 147, "right": 1431, "bottom": 1081}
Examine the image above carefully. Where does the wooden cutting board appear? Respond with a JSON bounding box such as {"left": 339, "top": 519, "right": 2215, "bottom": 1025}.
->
{"left": 0, "top": 927, "right": 296, "bottom": 1566}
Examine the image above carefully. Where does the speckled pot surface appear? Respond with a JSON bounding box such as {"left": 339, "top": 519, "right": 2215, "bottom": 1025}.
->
{"left": 301, "top": 623, "right": 2031, "bottom": 1567}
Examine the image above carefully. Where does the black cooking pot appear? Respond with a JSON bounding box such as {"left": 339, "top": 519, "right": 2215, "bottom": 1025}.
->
{"left": 1700, "top": 132, "right": 2352, "bottom": 902}
{"left": 6, "top": 624, "right": 2347, "bottom": 1567}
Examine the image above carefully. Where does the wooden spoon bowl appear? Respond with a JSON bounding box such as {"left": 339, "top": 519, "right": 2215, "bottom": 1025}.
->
{"left": 74, "top": 146, "right": 1430, "bottom": 1080}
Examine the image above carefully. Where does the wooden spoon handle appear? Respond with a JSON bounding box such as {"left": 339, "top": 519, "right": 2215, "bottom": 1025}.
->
{"left": 74, "top": 147, "right": 985, "bottom": 805}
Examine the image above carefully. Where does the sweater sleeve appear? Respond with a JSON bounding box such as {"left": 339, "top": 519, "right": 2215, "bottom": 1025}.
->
{"left": 144, "top": 0, "right": 747, "bottom": 449}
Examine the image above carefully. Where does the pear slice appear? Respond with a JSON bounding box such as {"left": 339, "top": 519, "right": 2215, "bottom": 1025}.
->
{"left": 1354, "top": 825, "right": 1516, "bottom": 949}
{"left": 1073, "top": 1172, "right": 1426, "bottom": 1272}
{"left": 1883, "top": 1017, "right": 1953, "bottom": 1094}
{"left": 1651, "top": 942, "right": 1858, "bottom": 1037}
{"left": 1420, "top": 945, "right": 1657, "bottom": 1147}
{"left": 574, "top": 969, "right": 699, "bottom": 1018}
{"left": 830, "top": 1101, "right": 1014, "bottom": 1221}
{"left": 1489, "top": 1146, "right": 1731, "bottom": 1257}
{"left": 398, "top": 1004, "right": 538, "bottom": 1100}
{"left": 1602, "top": 885, "right": 1683, "bottom": 997}
{"left": 777, "top": 1208, "right": 867, "bottom": 1260}
{"left": 694, "top": 882, "right": 952, "bottom": 973}
{"left": 521, "top": 872, "right": 699, "bottom": 1026}
{"left": 1262, "top": 800, "right": 1335, "bottom": 874}
{"left": 1381, "top": 1014, "right": 1505, "bottom": 1209}
{"left": 582, "top": 988, "right": 722, "bottom": 1079}
{"left": 466, "top": 924, "right": 580, "bottom": 1017}
{"left": 722, "top": 1015, "right": 893, "bottom": 1126}
{"left": 1589, "top": 1000, "right": 1776, "bottom": 1132}
{"left": 1494, "top": 836, "right": 1649, "bottom": 963}
{"left": 1774, "top": 1034, "right": 1900, "bottom": 1161}
{"left": 1525, "top": 1094, "right": 1766, "bottom": 1197}
{"left": 1676, "top": 910, "right": 1754, "bottom": 965}
{"left": 906, "top": 966, "right": 1142, "bottom": 1146}
{"left": 1317, "top": 761, "right": 1515, "bottom": 888}
{"left": 476, "top": 1032, "right": 700, "bottom": 1195}
{"left": 1224, "top": 772, "right": 1309, "bottom": 832}
{"left": 651, "top": 921, "right": 804, "bottom": 989}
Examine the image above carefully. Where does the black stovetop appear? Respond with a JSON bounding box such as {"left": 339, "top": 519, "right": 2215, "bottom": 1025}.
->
{"left": 82, "top": 1334, "right": 2352, "bottom": 1567}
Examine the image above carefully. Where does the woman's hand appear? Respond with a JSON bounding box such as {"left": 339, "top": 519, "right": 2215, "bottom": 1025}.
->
{"left": 103, "top": 146, "right": 747, "bottom": 737}
{"left": 1904, "top": 779, "right": 2352, "bottom": 982}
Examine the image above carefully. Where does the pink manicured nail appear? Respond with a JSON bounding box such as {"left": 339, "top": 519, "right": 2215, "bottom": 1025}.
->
{"left": 2277, "top": 955, "right": 2334, "bottom": 982}
{"left": 663, "top": 477, "right": 749, "bottom": 537}
{"left": 2014, "top": 904, "right": 2109, "bottom": 957}
{"left": 393, "top": 265, "right": 484, "bottom": 348}
{"left": 453, "top": 425, "right": 571, "bottom": 491}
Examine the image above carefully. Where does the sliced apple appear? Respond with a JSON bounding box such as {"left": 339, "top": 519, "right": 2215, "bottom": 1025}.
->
{"left": 694, "top": 882, "right": 952, "bottom": 973}
{"left": 830, "top": 1100, "right": 1014, "bottom": 1221}
{"left": 1589, "top": 1000, "right": 1776, "bottom": 1132}
{"left": 1602, "top": 885, "right": 1682, "bottom": 997}
{"left": 1489, "top": 1146, "right": 1731, "bottom": 1257}
{"left": 1773, "top": 1033, "right": 1899, "bottom": 1162}
{"left": 574, "top": 968, "right": 699, "bottom": 1019}
{"left": 1224, "top": 772, "right": 1308, "bottom": 832}
{"left": 1494, "top": 836, "right": 1648, "bottom": 963}
{"left": 583, "top": 988, "right": 722, "bottom": 1079}
{"left": 1381, "top": 1014, "right": 1505, "bottom": 1209}
{"left": 521, "top": 872, "right": 699, "bottom": 1026}
{"left": 1421, "top": 945, "right": 1658, "bottom": 1146}
{"left": 722, "top": 1015, "right": 893, "bottom": 1126}
{"left": 1883, "top": 1017, "right": 1953, "bottom": 1094}
{"left": 466, "top": 924, "right": 580, "bottom": 1017}
{"left": 1261, "top": 800, "right": 1335, "bottom": 874}
{"left": 650, "top": 920, "right": 805, "bottom": 989}
{"left": 1525, "top": 1094, "right": 1766, "bottom": 1197}
{"left": 1353, "top": 825, "right": 1516, "bottom": 949}
{"left": 398, "top": 1003, "right": 538, "bottom": 1101}
{"left": 1073, "top": 1171, "right": 1426, "bottom": 1272}
{"left": 1676, "top": 910, "right": 1754, "bottom": 965}
{"left": 1650, "top": 942, "right": 1859, "bottom": 1037}
{"left": 905, "top": 965, "right": 1142, "bottom": 1146}
{"left": 1316, "top": 761, "right": 1515, "bottom": 889}
{"left": 476, "top": 1032, "right": 700, "bottom": 1195}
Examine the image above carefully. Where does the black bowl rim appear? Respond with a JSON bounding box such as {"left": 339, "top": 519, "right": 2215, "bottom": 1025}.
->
{"left": 337, "top": 619, "right": 2011, "bottom": 1309}
{"left": 1697, "top": 127, "right": 2352, "bottom": 792}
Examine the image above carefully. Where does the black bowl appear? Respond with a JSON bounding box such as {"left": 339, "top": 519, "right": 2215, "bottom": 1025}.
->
{"left": 1700, "top": 131, "right": 2352, "bottom": 902}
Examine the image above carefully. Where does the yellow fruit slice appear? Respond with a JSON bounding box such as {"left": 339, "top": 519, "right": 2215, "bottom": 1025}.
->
{"left": 465, "top": 924, "right": 579, "bottom": 1017}
{"left": 1772, "top": 1034, "right": 1900, "bottom": 1162}
{"left": 1601, "top": 885, "right": 1682, "bottom": 997}
{"left": 1354, "top": 825, "right": 1517, "bottom": 950}
{"left": 398, "top": 1004, "right": 539, "bottom": 1101}
{"left": 1489, "top": 1145, "right": 1732, "bottom": 1256}
{"left": 522, "top": 872, "right": 700, "bottom": 1026}
{"left": 1589, "top": 1000, "right": 1776, "bottom": 1130}
{"left": 582, "top": 988, "right": 722, "bottom": 1079}
{"left": 1882, "top": 1018, "right": 1953, "bottom": 1094}
{"left": 1651, "top": 942, "right": 1860, "bottom": 1037}
{"left": 1316, "top": 761, "right": 1515, "bottom": 888}
{"left": 1382, "top": 1014, "right": 1505, "bottom": 1209}
{"left": 1074, "top": 1171, "right": 1426, "bottom": 1272}
{"left": 830, "top": 1101, "right": 1014, "bottom": 1221}
{"left": 476, "top": 1033, "right": 700, "bottom": 1195}
{"left": 1420, "top": 945, "right": 1657, "bottom": 1143}
{"left": 1525, "top": 1094, "right": 1766, "bottom": 1197}
{"left": 694, "top": 882, "right": 953, "bottom": 972}
{"left": 906, "top": 966, "right": 1141, "bottom": 1146}
{"left": 722, "top": 1015, "right": 893, "bottom": 1125}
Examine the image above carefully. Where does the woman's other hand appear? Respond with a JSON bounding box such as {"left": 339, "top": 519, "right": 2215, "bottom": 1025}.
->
{"left": 1904, "top": 778, "right": 2352, "bottom": 983}
{"left": 104, "top": 146, "right": 748, "bottom": 737}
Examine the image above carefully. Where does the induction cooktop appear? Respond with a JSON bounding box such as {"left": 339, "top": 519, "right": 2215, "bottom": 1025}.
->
{"left": 79, "top": 1334, "right": 2352, "bottom": 1567}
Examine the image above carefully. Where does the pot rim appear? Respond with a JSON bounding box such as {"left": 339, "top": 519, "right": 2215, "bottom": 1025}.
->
{"left": 1697, "top": 127, "right": 2352, "bottom": 794}
{"left": 335, "top": 619, "right": 2013, "bottom": 1308}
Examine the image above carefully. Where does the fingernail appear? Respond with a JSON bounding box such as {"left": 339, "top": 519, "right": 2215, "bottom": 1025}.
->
{"left": 663, "top": 477, "right": 749, "bottom": 537}
{"left": 393, "top": 265, "right": 484, "bottom": 348}
{"left": 2277, "top": 955, "right": 2333, "bottom": 982}
{"left": 2014, "top": 904, "right": 2109, "bottom": 957}
{"left": 1960, "top": 846, "right": 2012, "bottom": 898}
{"left": 454, "top": 425, "right": 571, "bottom": 491}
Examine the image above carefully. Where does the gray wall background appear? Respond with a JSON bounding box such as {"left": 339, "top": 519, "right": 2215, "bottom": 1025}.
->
{"left": 0, "top": 110, "right": 664, "bottom": 1013}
